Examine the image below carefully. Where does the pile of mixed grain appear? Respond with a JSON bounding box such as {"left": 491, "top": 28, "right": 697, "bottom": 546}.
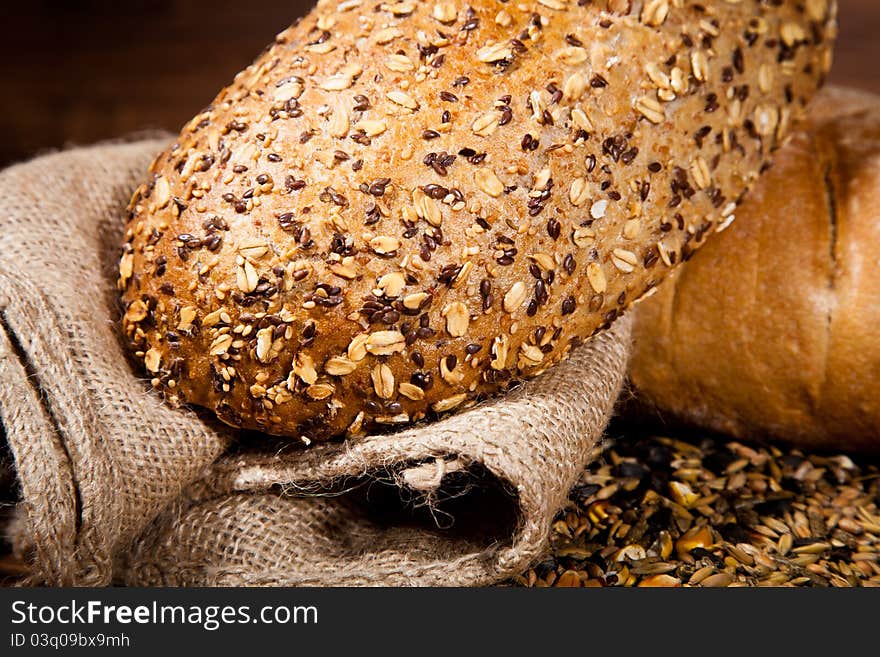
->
{"left": 515, "top": 433, "right": 880, "bottom": 588}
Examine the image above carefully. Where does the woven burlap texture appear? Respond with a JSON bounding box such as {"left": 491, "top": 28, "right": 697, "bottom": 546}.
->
{"left": 0, "top": 139, "right": 631, "bottom": 587}
{"left": 0, "top": 138, "right": 231, "bottom": 586}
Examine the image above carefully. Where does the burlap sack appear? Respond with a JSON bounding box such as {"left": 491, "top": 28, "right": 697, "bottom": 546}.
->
{"left": 0, "top": 139, "right": 631, "bottom": 587}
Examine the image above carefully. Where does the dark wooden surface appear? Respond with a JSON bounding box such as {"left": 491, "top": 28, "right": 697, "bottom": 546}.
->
{"left": 1, "top": 0, "right": 878, "bottom": 167}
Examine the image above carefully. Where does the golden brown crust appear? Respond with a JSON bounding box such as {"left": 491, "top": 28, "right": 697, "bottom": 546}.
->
{"left": 119, "top": 0, "right": 835, "bottom": 441}
{"left": 630, "top": 86, "right": 880, "bottom": 453}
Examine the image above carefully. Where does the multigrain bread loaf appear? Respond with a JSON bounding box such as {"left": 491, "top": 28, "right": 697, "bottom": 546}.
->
{"left": 630, "top": 86, "right": 879, "bottom": 453}
{"left": 119, "top": 0, "right": 836, "bottom": 441}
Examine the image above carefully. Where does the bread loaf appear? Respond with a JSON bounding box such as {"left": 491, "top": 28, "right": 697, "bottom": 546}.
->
{"left": 119, "top": 0, "right": 836, "bottom": 441}
{"left": 629, "top": 86, "right": 880, "bottom": 453}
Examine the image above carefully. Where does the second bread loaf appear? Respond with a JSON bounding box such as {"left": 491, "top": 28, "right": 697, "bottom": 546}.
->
{"left": 630, "top": 86, "right": 880, "bottom": 453}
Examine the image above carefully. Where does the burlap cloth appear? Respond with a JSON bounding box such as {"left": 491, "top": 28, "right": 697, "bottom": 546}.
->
{"left": 0, "top": 138, "right": 631, "bottom": 586}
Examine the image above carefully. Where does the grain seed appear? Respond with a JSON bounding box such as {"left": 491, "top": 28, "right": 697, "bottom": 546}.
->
{"left": 371, "top": 363, "right": 395, "bottom": 399}
{"left": 360, "top": 119, "right": 388, "bottom": 137}
{"left": 691, "top": 51, "right": 709, "bottom": 83}
{"left": 641, "top": 0, "right": 669, "bottom": 27}
{"left": 238, "top": 239, "right": 269, "bottom": 260}
{"left": 306, "top": 383, "right": 335, "bottom": 400}
{"left": 347, "top": 334, "right": 370, "bottom": 361}
{"left": 153, "top": 176, "right": 171, "bottom": 209}
{"left": 370, "top": 235, "right": 401, "bottom": 255}
{"left": 700, "top": 573, "right": 733, "bottom": 588}
{"left": 443, "top": 301, "right": 470, "bottom": 337}
{"left": 569, "top": 177, "right": 589, "bottom": 207}
{"left": 611, "top": 248, "right": 639, "bottom": 274}
{"left": 440, "top": 355, "right": 464, "bottom": 385}
{"left": 690, "top": 156, "right": 712, "bottom": 190}
{"left": 209, "top": 333, "right": 233, "bottom": 356}
{"left": 432, "top": 393, "right": 467, "bottom": 412}
{"left": 590, "top": 200, "right": 608, "bottom": 219}
{"left": 144, "top": 348, "right": 161, "bottom": 373}
{"left": 293, "top": 353, "right": 318, "bottom": 385}
{"left": 432, "top": 2, "right": 457, "bottom": 23}
{"left": 324, "top": 356, "right": 358, "bottom": 376}
{"left": 476, "top": 42, "right": 513, "bottom": 63}
{"left": 386, "top": 90, "right": 420, "bottom": 110}
{"left": 475, "top": 168, "right": 504, "bottom": 197}
{"left": 365, "top": 330, "right": 406, "bottom": 355}
{"left": 503, "top": 281, "right": 527, "bottom": 313}
{"left": 635, "top": 96, "right": 665, "bottom": 124}
{"left": 378, "top": 271, "right": 406, "bottom": 297}
{"left": 472, "top": 111, "right": 502, "bottom": 137}
{"left": 236, "top": 260, "right": 259, "bottom": 293}
{"left": 385, "top": 53, "right": 415, "bottom": 72}
{"left": 403, "top": 292, "right": 431, "bottom": 310}
{"left": 557, "top": 46, "right": 587, "bottom": 66}
{"left": 572, "top": 226, "right": 596, "bottom": 249}
{"left": 398, "top": 381, "right": 425, "bottom": 401}
{"left": 586, "top": 263, "right": 607, "bottom": 293}
{"left": 328, "top": 109, "right": 350, "bottom": 138}
{"left": 255, "top": 327, "right": 274, "bottom": 363}
{"left": 176, "top": 306, "right": 197, "bottom": 331}
{"left": 490, "top": 334, "right": 509, "bottom": 370}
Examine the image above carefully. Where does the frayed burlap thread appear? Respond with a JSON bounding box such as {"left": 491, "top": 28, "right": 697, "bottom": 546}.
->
{"left": 1, "top": 139, "right": 631, "bottom": 587}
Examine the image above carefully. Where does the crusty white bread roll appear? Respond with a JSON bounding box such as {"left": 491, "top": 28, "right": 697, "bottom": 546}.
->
{"left": 119, "top": 0, "right": 836, "bottom": 441}
{"left": 630, "top": 86, "right": 880, "bottom": 453}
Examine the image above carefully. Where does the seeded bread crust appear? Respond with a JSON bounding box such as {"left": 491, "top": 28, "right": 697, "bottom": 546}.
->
{"left": 119, "top": 0, "right": 836, "bottom": 441}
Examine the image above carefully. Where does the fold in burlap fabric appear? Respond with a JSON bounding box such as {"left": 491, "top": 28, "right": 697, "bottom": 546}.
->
{"left": 0, "top": 139, "right": 631, "bottom": 586}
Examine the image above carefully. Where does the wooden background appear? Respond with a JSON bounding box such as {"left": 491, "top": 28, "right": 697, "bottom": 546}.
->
{"left": 1, "top": 0, "right": 878, "bottom": 167}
